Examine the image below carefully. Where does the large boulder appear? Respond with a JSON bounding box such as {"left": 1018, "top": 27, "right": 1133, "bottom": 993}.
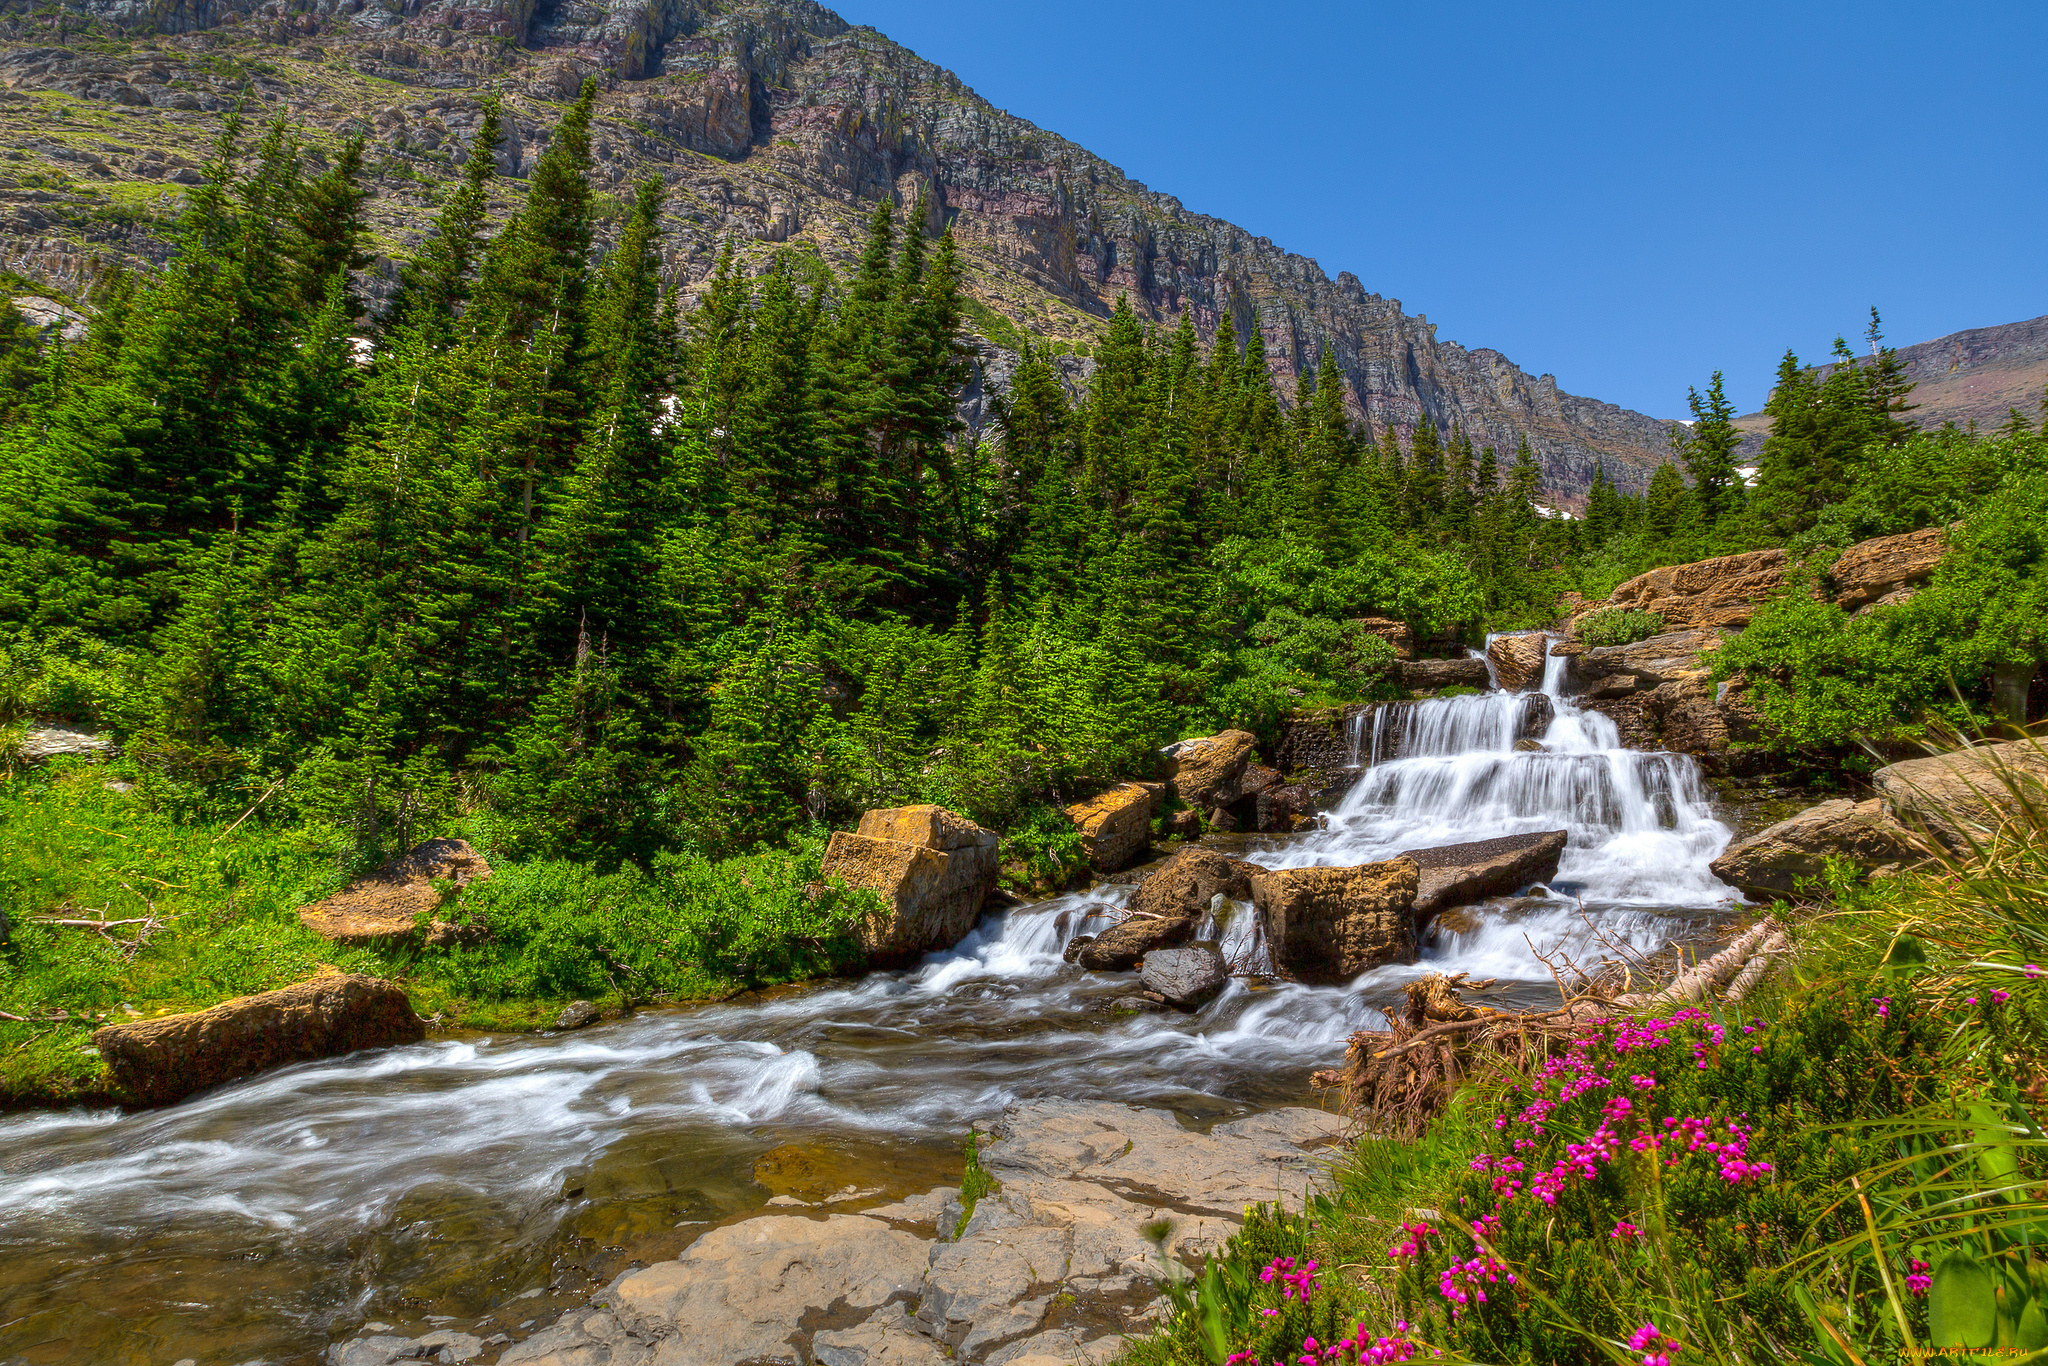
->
{"left": 1400, "top": 657, "right": 1490, "bottom": 691}
{"left": 1709, "top": 799, "right": 1918, "bottom": 899}
{"left": 1140, "top": 943, "right": 1228, "bottom": 1010}
{"left": 1487, "top": 633, "right": 1548, "bottom": 693}
{"left": 1872, "top": 742, "right": 2048, "bottom": 853}
{"left": 92, "top": 971, "right": 425, "bottom": 1105}
{"left": 1062, "top": 783, "right": 1156, "bottom": 872}
{"left": 1829, "top": 525, "right": 1948, "bottom": 611}
{"left": 1398, "top": 831, "right": 1567, "bottom": 923}
{"left": 821, "top": 805, "right": 999, "bottom": 965}
{"left": 1075, "top": 847, "right": 1255, "bottom": 971}
{"left": 1251, "top": 860, "right": 1420, "bottom": 984}
{"left": 1162, "top": 730, "right": 1257, "bottom": 810}
{"left": 298, "top": 838, "right": 493, "bottom": 947}
{"left": 1604, "top": 548, "right": 1788, "bottom": 630}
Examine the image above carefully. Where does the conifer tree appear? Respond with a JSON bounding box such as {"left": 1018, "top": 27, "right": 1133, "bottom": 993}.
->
{"left": 1671, "top": 370, "right": 1743, "bottom": 525}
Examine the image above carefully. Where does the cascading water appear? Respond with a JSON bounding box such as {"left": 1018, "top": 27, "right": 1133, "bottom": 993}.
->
{"left": 0, "top": 634, "right": 1738, "bottom": 1366}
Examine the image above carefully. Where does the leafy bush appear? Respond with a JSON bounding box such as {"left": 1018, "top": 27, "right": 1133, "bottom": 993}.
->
{"left": 998, "top": 803, "right": 1089, "bottom": 894}
{"left": 429, "top": 834, "right": 877, "bottom": 999}
{"left": 1716, "top": 477, "right": 2048, "bottom": 747}
{"left": 1576, "top": 607, "right": 1667, "bottom": 648}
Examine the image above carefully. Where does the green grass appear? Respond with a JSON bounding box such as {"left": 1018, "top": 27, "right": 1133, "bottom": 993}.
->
{"left": 0, "top": 758, "right": 879, "bottom": 1107}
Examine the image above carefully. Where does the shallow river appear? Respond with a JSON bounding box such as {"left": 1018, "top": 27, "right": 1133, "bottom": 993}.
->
{"left": 0, "top": 646, "right": 1737, "bottom": 1366}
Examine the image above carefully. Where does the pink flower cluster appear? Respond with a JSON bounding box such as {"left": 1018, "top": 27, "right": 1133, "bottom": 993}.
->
{"left": 1387, "top": 1222, "right": 1435, "bottom": 1260}
{"left": 1627, "top": 1321, "right": 1680, "bottom": 1366}
{"left": 1258, "top": 1257, "right": 1319, "bottom": 1316}
{"left": 1436, "top": 1248, "right": 1514, "bottom": 1317}
{"left": 1227, "top": 1322, "right": 1437, "bottom": 1366}
{"left": 1907, "top": 1258, "right": 1932, "bottom": 1295}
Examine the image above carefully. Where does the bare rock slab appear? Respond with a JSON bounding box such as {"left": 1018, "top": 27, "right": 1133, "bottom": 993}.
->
{"left": 1829, "top": 525, "right": 1947, "bottom": 611}
{"left": 1160, "top": 730, "right": 1256, "bottom": 810}
{"left": 94, "top": 971, "right": 424, "bottom": 1105}
{"left": 1605, "top": 548, "right": 1787, "bottom": 630}
{"left": 14, "top": 725, "right": 115, "bottom": 763}
{"left": 1709, "top": 798, "right": 1917, "bottom": 899}
{"left": 1399, "top": 831, "right": 1567, "bottom": 923}
{"left": 1250, "top": 861, "right": 1419, "bottom": 983}
{"left": 1399, "top": 657, "right": 1490, "bottom": 691}
{"left": 298, "top": 838, "right": 492, "bottom": 946}
{"left": 612, "top": 1214, "right": 929, "bottom": 1366}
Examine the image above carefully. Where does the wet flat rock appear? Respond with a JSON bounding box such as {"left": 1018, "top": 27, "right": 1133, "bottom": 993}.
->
{"left": 348, "top": 1101, "right": 1348, "bottom": 1366}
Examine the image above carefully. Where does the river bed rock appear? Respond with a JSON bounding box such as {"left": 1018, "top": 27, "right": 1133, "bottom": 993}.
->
{"left": 13, "top": 724, "right": 116, "bottom": 763}
{"left": 1708, "top": 798, "right": 1918, "bottom": 899}
{"left": 1400, "top": 830, "right": 1567, "bottom": 924}
{"left": 822, "top": 806, "right": 1000, "bottom": 965}
{"left": 298, "top": 838, "right": 493, "bottom": 947}
{"left": 1251, "top": 860, "right": 1420, "bottom": 983}
{"left": 1139, "top": 943, "right": 1228, "bottom": 1009}
{"left": 94, "top": 970, "right": 424, "bottom": 1106}
{"left": 362, "top": 1100, "right": 1349, "bottom": 1366}
{"left": 1072, "top": 847, "right": 1255, "bottom": 971}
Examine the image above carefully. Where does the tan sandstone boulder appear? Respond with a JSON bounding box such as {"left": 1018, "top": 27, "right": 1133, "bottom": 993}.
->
{"left": 821, "top": 805, "right": 999, "bottom": 965}
{"left": 92, "top": 970, "right": 425, "bottom": 1105}
{"left": 1063, "top": 783, "right": 1157, "bottom": 872}
{"left": 1872, "top": 742, "right": 2048, "bottom": 853}
{"left": 1162, "top": 730, "right": 1257, "bottom": 810}
{"left": 1353, "top": 616, "right": 1414, "bottom": 660}
{"left": 1829, "top": 525, "right": 1948, "bottom": 611}
{"left": 1571, "top": 628, "right": 1726, "bottom": 694}
{"left": 1486, "top": 633, "right": 1549, "bottom": 693}
{"left": 298, "top": 837, "right": 492, "bottom": 947}
{"left": 1251, "top": 860, "right": 1420, "bottom": 984}
{"left": 1605, "top": 548, "right": 1788, "bottom": 630}
{"left": 1709, "top": 799, "right": 1919, "bottom": 899}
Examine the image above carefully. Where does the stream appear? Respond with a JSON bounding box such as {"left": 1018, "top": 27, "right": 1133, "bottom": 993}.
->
{"left": 0, "top": 641, "right": 1738, "bottom": 1366}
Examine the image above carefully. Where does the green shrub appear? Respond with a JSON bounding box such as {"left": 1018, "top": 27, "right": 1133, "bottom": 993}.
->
{"left": 998, "top": 803, "right": 1088, "bottom": 894}
{"left": 1577, "top": 607, "right": 1667, "bottom": 648}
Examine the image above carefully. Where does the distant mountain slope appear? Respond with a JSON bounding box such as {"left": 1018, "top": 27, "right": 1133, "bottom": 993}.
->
{"left": 0, "top": 0, "right": 1683, "bottom": 495}
{"left": 1734, "top": 313, "right": 2048, "bottom": 442}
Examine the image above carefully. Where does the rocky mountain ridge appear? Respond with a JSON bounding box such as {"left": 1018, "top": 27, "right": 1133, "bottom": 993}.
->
{"left": 0, "top": 0, "right": 1684, "bottom": 495}
{"left": 1733, "top": 312, "right": 2048, "bottom": 445}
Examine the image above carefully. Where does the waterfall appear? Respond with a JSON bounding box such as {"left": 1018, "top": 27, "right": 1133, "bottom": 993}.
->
{"left": 1269, "top": 634, "right": 1735, "bottom": 909}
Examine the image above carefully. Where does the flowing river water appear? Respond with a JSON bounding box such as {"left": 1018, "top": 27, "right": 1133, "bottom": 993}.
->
{"left": 0, "top": 641, "right": 1739, "bottom": 1366}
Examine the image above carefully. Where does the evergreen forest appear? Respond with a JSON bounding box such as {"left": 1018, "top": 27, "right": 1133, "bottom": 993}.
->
{"left": 0, "top": 87, "right": 2043, "bottom": 1045}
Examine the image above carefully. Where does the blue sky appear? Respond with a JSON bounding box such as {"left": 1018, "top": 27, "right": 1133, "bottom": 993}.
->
{"left": 840, "top": 1, "right": 2048, "bottom": 419}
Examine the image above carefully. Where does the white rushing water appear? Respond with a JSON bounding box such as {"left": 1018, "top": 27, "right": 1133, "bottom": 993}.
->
{"left": 0, "top": 633, "right": 1738, "bottom": 1364}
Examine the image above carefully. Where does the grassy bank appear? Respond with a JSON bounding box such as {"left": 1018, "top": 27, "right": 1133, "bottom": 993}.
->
{"left": 1128, "top": 775, "right": 2048, "bottom": 1364}
{"left": 0, "top": 753, "right": 891, "bottom": 1107}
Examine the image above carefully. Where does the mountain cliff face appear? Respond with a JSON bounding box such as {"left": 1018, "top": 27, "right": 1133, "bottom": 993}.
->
{"left": 0, "top": 0, "right": 1683, "bottom": 496}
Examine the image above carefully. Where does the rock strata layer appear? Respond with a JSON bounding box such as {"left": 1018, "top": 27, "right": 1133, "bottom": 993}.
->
{"left": 339, "top": 1100, "right": 1349, "bottom": 1366}
{"left": 1064, "top": 783, "right": 1157, "bottom": 872}
{"left": 93, "top": 971, "right": 424, "bottom": 1105}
